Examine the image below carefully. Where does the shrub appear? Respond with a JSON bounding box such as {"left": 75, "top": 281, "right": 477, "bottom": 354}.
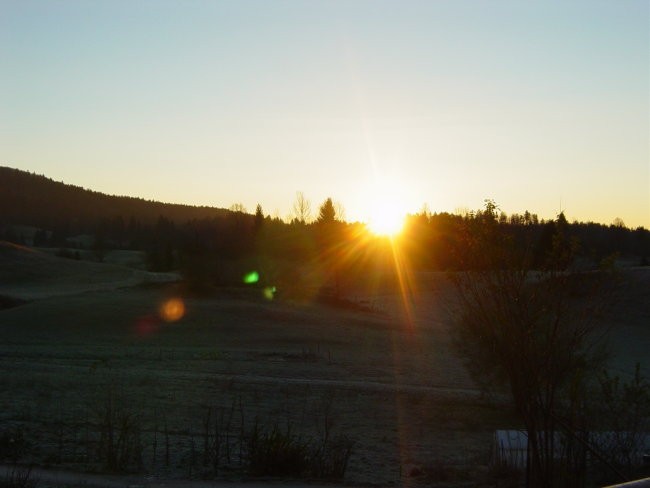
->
{"left": 0, "top": 465, "right": 38, "bottom": 488}
{"left": 247, "top": 423, "right": 309, "bottom": 477}
{"left": 245, "top": 422, "right": 353, "bottom": 480}
{"left": 93, "top": 390, "right": 143, "bottom": 472}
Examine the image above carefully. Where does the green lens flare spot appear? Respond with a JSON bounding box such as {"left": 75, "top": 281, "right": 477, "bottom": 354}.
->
{"left": 243, "top": 271, "right": 259, "bottom": 284}
{"left": 263, "top": 286, "right": 277, "bottom": 300}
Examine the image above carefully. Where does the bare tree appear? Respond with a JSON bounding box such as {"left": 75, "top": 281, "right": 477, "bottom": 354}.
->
{"left": 451, "top": 202, "right": 614, "bottom": 487}
{"left": 229, "top": 203, "right": 246, "bottom": 213}
{"left": 292, "top": 192, "right": 312, "bottom": 224}
{"left": 593, "top": 364, "right": 650, "bottom": 483}
{"left": 334, "top": 201, "right": 346, "bottom": 223}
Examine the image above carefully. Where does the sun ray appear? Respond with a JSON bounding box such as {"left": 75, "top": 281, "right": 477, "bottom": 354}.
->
{"left": 388, "top": 237, "right": 416, "bottom": 329}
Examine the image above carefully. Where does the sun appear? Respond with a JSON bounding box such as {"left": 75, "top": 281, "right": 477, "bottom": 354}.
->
{"left": 362, "top": 179, "right": 408, "bottom": 237}
{"left": 367, "top": 204, "right": 406, "bottom": 237}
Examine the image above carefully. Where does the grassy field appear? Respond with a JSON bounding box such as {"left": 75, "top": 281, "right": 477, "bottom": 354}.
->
{"left": 1, "top": 243, "right": 648, "bottom": 486}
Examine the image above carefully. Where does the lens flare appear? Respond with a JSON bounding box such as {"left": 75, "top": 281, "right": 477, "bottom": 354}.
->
{"left": 243, "top": 271, "right": 260, "bottom": 284}
{"left": 159, "top": 298, "right": 185, "bottom": 323}
{"left": 135, "top": 314, "right": 160, "bottom": 337}
{"left": 263, "top": 286, "right": 277, "bottom": 300}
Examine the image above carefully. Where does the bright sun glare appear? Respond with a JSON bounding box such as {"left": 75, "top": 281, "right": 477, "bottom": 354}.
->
{"left": 367, "top": 205, "right": 406, "bottom": 237}
{"left": 363, "top": 180, "right": 408, "bottom": 237}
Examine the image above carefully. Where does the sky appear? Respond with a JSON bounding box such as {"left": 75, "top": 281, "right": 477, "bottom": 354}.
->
{"left": 1, "top": 0, "right": 648, "bottom": 227}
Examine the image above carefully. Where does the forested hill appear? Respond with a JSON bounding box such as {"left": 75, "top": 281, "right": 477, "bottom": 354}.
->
{"left": 0, "top": 166, "right": 229, "bottom": 228}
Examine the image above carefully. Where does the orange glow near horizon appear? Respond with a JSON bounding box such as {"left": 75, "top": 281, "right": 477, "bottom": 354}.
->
{"left": 334, "top": 224, "right": 416, "bottom": 328}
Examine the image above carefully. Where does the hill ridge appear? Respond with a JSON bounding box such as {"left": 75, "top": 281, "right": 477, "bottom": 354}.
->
{"left": 0, "top": 166, "right": 231, "bottom": 228}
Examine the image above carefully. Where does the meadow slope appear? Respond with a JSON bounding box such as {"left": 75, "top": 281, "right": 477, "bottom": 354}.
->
{"left": 1, "top": 243, "right": 648, "bottom": 485}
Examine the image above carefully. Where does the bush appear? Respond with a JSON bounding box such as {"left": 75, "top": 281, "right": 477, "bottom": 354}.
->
{"left": 246, "top": 422, "right": 353, "bottom": 480}
{"left": 247, "top": 424, "right": 309, "bottom": 477}
{"left": 93, "top": 390, "right": 143, "bottom": 472}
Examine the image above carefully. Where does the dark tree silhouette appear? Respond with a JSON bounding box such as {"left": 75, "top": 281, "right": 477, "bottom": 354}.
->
{"left": 254, "top": 204, "right": 265, "bottom": 233}
{"left": 316, "top": 198, "right": 337, "bottom": 224}
{"left": 1, "top": 166, "right": 648, "bottom": 286}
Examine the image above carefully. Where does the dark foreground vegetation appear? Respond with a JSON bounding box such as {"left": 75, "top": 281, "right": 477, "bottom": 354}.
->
{"left": 451, "top": 201, "right": 650, "bottom": 487}
{"left": 0, "top": 384, "right": 353, "bottom": 481}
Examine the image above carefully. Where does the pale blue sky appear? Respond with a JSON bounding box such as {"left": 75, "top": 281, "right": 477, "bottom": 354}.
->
{"left": 1, "top": 0, "right": 648, "bottom": 226}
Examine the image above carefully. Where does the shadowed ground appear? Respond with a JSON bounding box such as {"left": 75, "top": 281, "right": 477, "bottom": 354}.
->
{"left": 1, "top": 243, "right": 648, "bottom": 485}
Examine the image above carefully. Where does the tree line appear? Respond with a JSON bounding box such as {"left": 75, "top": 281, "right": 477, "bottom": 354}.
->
{"left": 1, "top": 167, "right": 648, "bottom": 282}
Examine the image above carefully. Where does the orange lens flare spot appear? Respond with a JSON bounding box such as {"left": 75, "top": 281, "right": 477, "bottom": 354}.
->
{"left": 159, "top": 298, "right": 185, "bottom": 323}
